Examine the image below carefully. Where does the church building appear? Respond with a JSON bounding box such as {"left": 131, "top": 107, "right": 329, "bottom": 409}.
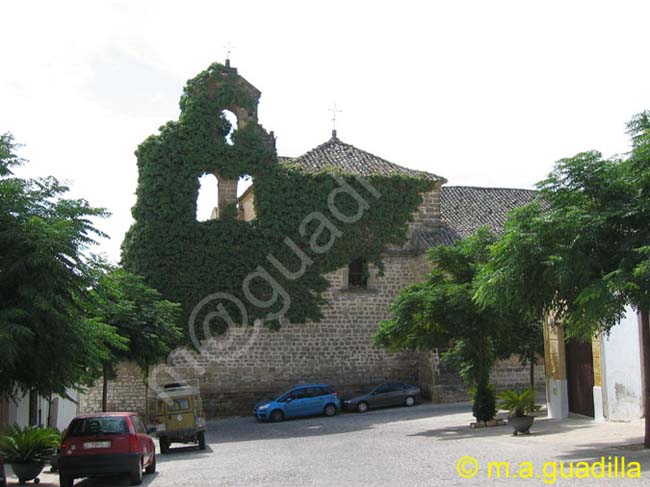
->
{"left": 78, "top": 63, "right": 543, "bottom": 417}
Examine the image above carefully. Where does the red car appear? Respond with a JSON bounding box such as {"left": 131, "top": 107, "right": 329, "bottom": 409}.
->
{"left": 58, "top": 412, "right": 156, "bottom": 487}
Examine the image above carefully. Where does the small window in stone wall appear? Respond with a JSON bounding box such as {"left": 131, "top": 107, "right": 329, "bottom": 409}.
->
{"left": 348, "top": 257, "right": 368, "bottom": 289}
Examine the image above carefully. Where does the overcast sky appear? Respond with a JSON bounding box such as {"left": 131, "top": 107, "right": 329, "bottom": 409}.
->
{"left": 2, "top": 0, "right": 650, "bottom": 262}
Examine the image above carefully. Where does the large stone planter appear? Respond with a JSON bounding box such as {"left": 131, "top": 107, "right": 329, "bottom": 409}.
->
{"left": 508, "top": 415, "right": 535, "bottom": 435}
{"left": 10, "top": 461, "right": 44, "bottom": 484}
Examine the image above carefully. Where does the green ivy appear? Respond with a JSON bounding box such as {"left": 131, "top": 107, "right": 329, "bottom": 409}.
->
{"left": 122, "top": 62, "right": 433, "bottom": 340}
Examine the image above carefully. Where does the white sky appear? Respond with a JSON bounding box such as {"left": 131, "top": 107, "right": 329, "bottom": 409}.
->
{"left": 2, "top": 0, "right": 650, "bottom": 262}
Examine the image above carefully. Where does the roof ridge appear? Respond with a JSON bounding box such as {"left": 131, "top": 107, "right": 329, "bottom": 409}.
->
{"left": 442, "top": 185, "right": 537, "bottom": 192}
{"left": 306, "top": 136, "right": 341, "bottom": 153}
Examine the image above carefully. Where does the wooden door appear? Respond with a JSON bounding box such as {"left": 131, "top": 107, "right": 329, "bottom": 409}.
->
{"left": 565, "top": 340, "right": 595, "bottom": 417}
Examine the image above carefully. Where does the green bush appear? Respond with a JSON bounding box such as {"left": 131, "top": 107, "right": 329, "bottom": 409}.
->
{"left": 471, "top": 380, "right": 496, "bottom": 424}
{"left": 0, "top": 425, "right": 61, "bottom": 463}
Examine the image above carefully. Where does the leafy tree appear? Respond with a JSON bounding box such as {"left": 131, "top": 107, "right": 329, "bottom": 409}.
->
{"left": 375, "top": 228, "right": 517, "bottom": 423}
{"left": 87, "top": 267, "right": 182, "bottom": 411}
{"left": 475, "top": 112, "right": 650, "bottom": 447}
{"left": 494, "top": 319, "right": 544, "bottom": 389}
{"left": 0, "top": 133, "right": 122, "bottom": 399}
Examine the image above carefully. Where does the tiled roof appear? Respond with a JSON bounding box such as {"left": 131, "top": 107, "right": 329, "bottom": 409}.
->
{"left": 279, "top": 135, "right": 443, "bottom": 181}
{"left": 441, "top": 186, "right": 538, "bottom": 238}
{"left": 412, "top": 226, "right": 459, "bottom": 248}
{"left": 279, "top": 136, "right": 537, "bottom": 250}
{"left": 413, "top": 186, "right": 539, "bottom": 250}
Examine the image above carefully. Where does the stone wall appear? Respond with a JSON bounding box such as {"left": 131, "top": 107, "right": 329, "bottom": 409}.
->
{"left": 80, "top": 254, "right": 432, "bottom": 418}
{"left": 78, "top": 244, "right": 545, "bottom": 418}
{"left": 81, "top": 353, "right": 544, "bottom": 418}
{"left": 490, "top": 355, "right": 546, "bottom": 393}
{"left": 428, "top": 350, "right": 470, "bottom": 403}
{"left": 79, "top": 362, "right": 148, "bottom": 416}
{"left": 427, "top": 353, "right": 546, "bottom": 404}
{"left": 410, "top": 183, "right": 442, "bottom": 230}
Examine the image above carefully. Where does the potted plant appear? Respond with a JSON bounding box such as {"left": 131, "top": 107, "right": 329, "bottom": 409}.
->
{"left": 497, "top": 388, "right": 540, "bottom": 435}
{"left": 0, "top": 425, "right": 60, "bottom": 484}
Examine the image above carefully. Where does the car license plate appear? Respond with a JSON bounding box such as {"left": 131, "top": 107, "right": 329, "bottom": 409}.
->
{"left": 83, "top": 441, "right": 111, "bottom": 449}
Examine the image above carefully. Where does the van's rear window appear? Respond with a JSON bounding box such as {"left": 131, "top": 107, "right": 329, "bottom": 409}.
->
{"left": 68, "top": 417, "right": 129, "bottom": 436}
{"left": 168, "top": 399, "right": 190, "bottom": 411}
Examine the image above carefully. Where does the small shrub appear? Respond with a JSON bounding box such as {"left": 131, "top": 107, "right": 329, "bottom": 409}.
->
{"left": 472, "top": 381, "right": 496, "bottom": 424}
{"left": 0, "top": 425, "right": 61, "bottom": 464}
{"left": 497, "top": 388, "right": 540, "bottom": 417}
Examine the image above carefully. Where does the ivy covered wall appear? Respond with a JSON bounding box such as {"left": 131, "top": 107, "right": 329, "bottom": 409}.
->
{"left": 122, "top": 62, "right": 433, "bottom": 339}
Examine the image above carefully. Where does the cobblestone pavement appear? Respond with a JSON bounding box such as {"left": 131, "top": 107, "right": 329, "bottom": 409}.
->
{"left": 6, "top": 403, "right": 649, "bottom": 486}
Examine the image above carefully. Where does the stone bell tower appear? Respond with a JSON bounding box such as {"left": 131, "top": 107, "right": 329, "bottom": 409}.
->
{"left": 209, "top": 59, "right": 274, "bottom": 219}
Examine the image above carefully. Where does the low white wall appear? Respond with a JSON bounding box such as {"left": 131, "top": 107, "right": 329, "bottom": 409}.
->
{"left": 601, "top": 307, "right": 643, "bottom": 421}
{"left": 5, "top": 391, "right": 78, "bottom": 430}
{"left": 54, "top": 391, "right": 79, "bottom": 430}
{"left": 13, "top": 395, "right": 30, "bottom": 426}
{"left": 593, "top": 385, "right": 605, "bottom": 421}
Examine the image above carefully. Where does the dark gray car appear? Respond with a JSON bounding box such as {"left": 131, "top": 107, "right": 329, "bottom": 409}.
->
{"left": 342, "top": 382, "right": 419, "bottom": 412}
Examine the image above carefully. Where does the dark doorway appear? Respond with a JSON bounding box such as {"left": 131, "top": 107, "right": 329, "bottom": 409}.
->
{"left": 565, "top": 340, "right": 595, "bottom": 417}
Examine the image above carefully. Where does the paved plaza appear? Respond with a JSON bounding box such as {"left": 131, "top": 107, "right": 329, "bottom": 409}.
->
{"left": 6, "top": 403, "right": 649, "bottom": 486}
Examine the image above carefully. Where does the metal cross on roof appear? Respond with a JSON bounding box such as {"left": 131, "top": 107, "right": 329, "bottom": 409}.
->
{"left": 329, "top": 102, "right": 342, "bottom": 137}
{"left": 223, "top": 43, "right": 235, "bottom": 66}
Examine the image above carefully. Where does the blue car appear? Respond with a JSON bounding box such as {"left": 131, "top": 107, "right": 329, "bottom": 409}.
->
{"left": 254, "top": 384, "right": 341, "bottom": 422}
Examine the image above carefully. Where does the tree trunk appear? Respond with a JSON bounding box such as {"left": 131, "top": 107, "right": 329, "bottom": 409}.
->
{"left": 144, "top": 366, "right": 149, "bottom": 421}
{"left": 46, "top": 395, "right": 53, "bottom": 428}
{"left": 640, "top": 309, "right": 650, "bottom": 449}
{"left": 530, "top": 350, "right": 535, "bottom": 390}
{"left": 102, "top": 363, "right": 109, "bottom": 413}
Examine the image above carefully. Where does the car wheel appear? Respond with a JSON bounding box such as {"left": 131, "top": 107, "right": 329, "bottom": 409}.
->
{"left": 59, "top": 475, "right": 74, "bottom": 487}
{"left": 405, "top": 395, "right": 416, "bottom": 407}
{"left": 160, "top": 437, "right": 170, "bottom": 454}
{"left": 145, "top": 453, "right": 156, "bottom": 474}
{"left": 198, "top": 431, "right": 206, "bottom": 450}
{"left": 129, "top": 459, "right": 143, "bottom": 485}
{"left": 324, "top": 403, "right": 337, "bottom": 417}
{"left": 357, "top": 401, "right": 369, "bottom": 413}
{"left": 270, "top": 409, "right": 284, "bottom": 422}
